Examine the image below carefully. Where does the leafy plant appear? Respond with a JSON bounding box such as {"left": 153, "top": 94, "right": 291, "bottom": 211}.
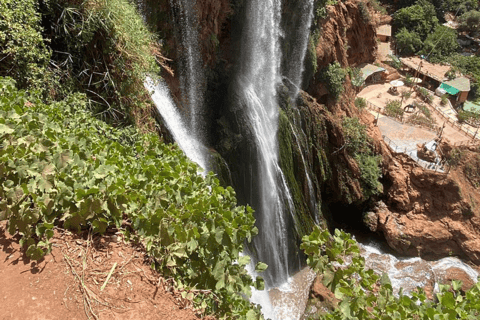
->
{"left": 385, "top": 99, "right": 404, "bottom": 118}
{"left": 355, "top": 97, "right": 367, "bottom": 109}
{"left": 0, "top": 77, "right": 263, "bottom": 318}
{"left": 417, "top": 87, "right": 433, "bottom": 104}
{"left": 0, "top": 0, "right": 51, "bottom": 89}
{"left": 342, "top": 117, "right": 383, "bottom": 198}
{"left": 321, "top": 62, "right": 346, "bottom": 101}
{"left": 441, "top": 94, "right": 449, "bottom": 106}
{"left": 301, "top": 225, "right": 480, "bottom": 320}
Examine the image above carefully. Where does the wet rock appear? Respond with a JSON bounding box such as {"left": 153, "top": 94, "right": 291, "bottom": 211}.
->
{"left": 311, "top": 276, "right": 339, "bottom": 309}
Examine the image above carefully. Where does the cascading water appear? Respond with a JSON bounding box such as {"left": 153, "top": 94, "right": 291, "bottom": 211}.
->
{"left": 145, "top": 77, "right": 208, "bottom": 171}
{"left": 170, "top": 0, "right": 205, "bottom": 143}
{"left": 283, "top": 0, "right": 314, "bottom": 99}
{"left": 235, "top": 0, "right": 295, "bottom": 288}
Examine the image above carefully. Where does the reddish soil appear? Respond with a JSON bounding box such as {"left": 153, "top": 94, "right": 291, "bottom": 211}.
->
{"left": 0, "top": 221, "right": 209, "bottom": 320}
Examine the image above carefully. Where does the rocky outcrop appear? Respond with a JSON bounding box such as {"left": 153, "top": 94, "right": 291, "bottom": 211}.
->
{"left": 366, "top": 151, "right": 480, "bottom": 263}
{"left": 312, "top": 0, "right": 377, "bottom": 69}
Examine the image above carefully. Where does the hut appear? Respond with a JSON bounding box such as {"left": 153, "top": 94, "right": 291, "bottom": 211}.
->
{"left": 440, "top": 77, "right": 470, "bottom": 105}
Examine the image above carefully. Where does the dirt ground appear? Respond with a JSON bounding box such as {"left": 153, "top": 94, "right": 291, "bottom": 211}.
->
{"left": 0, "top": 221, "right": 208, "bottom": 320}
{"left": 358, "top": 83, "right": 475, "bottom": 144}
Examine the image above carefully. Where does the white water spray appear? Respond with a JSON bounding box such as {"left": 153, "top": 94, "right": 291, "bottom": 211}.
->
{"left": 145, "top": 77, "right": 208, "bottom": 171}
{"left": 284, "top": 0, "right": 314, "bottom": 98}
{"left": 236, "top": 0, "right": 294, "bottom": 288}
{"left": 171, "top": 0, "right": 205, "bottom": 138}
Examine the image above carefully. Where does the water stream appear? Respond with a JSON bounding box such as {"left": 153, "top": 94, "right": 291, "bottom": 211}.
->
{"left": 145, "top": 77, "right": 208, "bottom": 171}
{"left": 235, "top": 0, "right": 295, "bottom": 288}
{"left": 283, "top": 0, "right": 314, "bottom": 99}
{"left": 170, "top": 0, "right": 205, "bottom": 142}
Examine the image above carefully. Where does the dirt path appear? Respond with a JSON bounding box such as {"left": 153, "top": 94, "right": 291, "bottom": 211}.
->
{"left": 0, "top": 222, "right": 207, "bottom": 320}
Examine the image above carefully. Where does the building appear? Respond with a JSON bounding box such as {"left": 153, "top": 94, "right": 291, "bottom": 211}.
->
{"left": 440, "top": 77, "right": 470, "bottom": 105}
{"left": 377, "top": 25, "right": 391, "bottom": 42}
{"left": 358, "top": 63, "right": 386, "bottom": 85}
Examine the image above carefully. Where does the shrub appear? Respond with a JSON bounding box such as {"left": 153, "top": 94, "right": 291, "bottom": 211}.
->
{"left": 417, "top": 87, "right": 433, "bottom": 104}
{"left": 342, "top": 117, "right": 383, "bottom": 198}
{"left": 0, "top": 77, "right": 262, "bottom": 318}
{"left": 0, "top": 0, "right": 51, "bottom": 89}
{"left": 404, "top": 73, "right": 414, "bottom": 87}
{"left": 416, "top": 102, "right": 432, "bottom": 119}
{"left": 458, "top": 109, "right": 480, "bottom": 124}
{"left": 459, "top": 10, "right": 480, "bottom": 33}
{"left": 355, "top": 97, "right": 367, "bottom": 109}
{"left": 301, "top": 225, "right": 480, "bottom": 320}
{"left": 385, "top": 99, "right": 404, "bottom": 118}
{"left": 321, "top": 61, "right": 346, "bottom": 101}
{"left": 401, "top": 90, "right": 412, "bottom": 100}
{"left": 441, "top": 94, "right": 449, "bottom": 106}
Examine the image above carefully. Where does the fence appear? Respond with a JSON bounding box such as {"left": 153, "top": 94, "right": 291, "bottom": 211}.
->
{"left": 382, "top": 135, "right": 447, "bottom": 173}
{"left": 366, "top": 100, "right": 442, "bottom": 135}
{"left": 418, "top": 86, "right": 480, "bottom": 142}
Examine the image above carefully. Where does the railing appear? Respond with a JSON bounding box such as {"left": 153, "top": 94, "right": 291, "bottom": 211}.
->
{"left": 382, "top": 135, "right": 447, "bottom": 173}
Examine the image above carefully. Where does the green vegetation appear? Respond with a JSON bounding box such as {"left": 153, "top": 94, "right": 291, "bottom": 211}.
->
{"left": 458, "top": 109, "right": 480, "bottom": 124}
{"left": 393, "top": 0, "right": 438, "bottom": 40}
{"left": 0, "top": 77, "right": 263, "bottom": 318}
{"left": 301, "top": 226, "right": 480, "bottom": 319}
{"left": 417, "top": 87, "right": 433, "bottom": 104}
{"left": 0, "top": 0, "right": 50, "bottom": 89}
{"left": 355, "top": 97, "right": 367, "bottom": 109}
{"left": 421, "top": 25, "right": 459, "bottom": 60}
{"left": 385, "top": 99, "right": 404, "bottom": 118}
{"left": 321, "top": 62, "right": 347, "bottom": 101}
{"left": 342, "top": 118, "right": 383, "bottom": 198}
{"left": 459, "top": 10, "right": 480, "bottom": 33}
{"left": 441, "top": 94, "right": 449, "bottom": 105}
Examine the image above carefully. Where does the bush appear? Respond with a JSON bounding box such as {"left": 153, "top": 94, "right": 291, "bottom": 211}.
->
{"left": 458, "top": 109, "right": 480, "bottom": 124}
{"left": 385, "top": 99, "right": 404, "bottom": 118}
{"left": 301, "top": 225, "right": 480, "bottom": 320}
{"left": 342, "top": 117, "right": 383, "bottom": 198}
{"left": 355, "top": 97, "right": 367, "bottom": 109}
{"left": 40, "top": 0, "right": 160, "bottom": 124}
{"left": 441, "top": 94, "right": 449, "bottom": 106}
{"left": 0, "top": 0, "right": 51, "bottom": 89}
{"left": 417, "top": 87, "right": 433, "bottom": 104}
{"left": 446, "top": 148, "right": 464, "bottom": 167}
{"left": 321, "top": 61, "right": 346, "bottom": 101}
{"left": 459, "top": 10, "right": 480, "bottom": 33}
{"left": 401, "top": 90, "right": 412, "bottom": 100}
{"left": 0, "top": 77, "right": 262, "bottom": 318}
{"left": 395, "top": 28, "right": 423, "bottom": 56}
{"left": 421, "top": 25, "right": 459, "bottom": 60}
{"left": 416, "top": 102, "right": 432, "bottom": 119}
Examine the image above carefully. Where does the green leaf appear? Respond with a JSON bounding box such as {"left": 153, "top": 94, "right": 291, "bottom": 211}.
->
{"left": 0, "top": 124, "right": 14, "bottom": 135}
{"left": 255, "top": 262, "right": 268, "bottom": 273}
{"left": 238, "top": 255, "right": 251, "bottom": 266}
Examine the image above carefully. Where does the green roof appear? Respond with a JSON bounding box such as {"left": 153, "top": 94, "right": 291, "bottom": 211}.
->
{"left": 464, "top": 101, "right": 480, "bottom": 113}
{"left": 359, "top": 64, "right": 385, "bottom": 80}
{"left": 444, "top": 77, "right": 470, "bottom": 92}
{"left": 440, "top": 83, "right": 460, "bottom": 95}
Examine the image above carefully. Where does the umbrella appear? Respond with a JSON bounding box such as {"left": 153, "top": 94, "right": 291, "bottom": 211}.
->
{"left": 390, "top": 80, "right": 404, "bottom": 87}
{"left": 411, "top": 77, "right": 422, "bottom": 84}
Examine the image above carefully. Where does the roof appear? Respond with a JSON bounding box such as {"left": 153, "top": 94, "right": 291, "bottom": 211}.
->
{"left": 464, "top": 101, "right": 480, "bottom": 113}
{"left": 358, "top": 63, "right": 385, "bottom": 80}
{"left": 443, "top": 77, "right": 470, "bottom": 92}
{"left": 400, "top": 57, "right": 451, "bottom": 82}
{"left": 377, "top": 25, "right": 392, "bottom": 37}
{"left": 440, "top": 83, "right": 459, "bottom": 95}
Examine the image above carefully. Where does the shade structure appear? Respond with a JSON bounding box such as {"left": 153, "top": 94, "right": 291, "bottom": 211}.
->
{"left": 440, "top": 83, "right": 460, "bottom": 95}
{"left": 390, "top": 80, "right": 404, "bottom": 87}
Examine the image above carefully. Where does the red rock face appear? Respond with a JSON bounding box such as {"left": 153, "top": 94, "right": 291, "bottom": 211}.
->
{"left": 314, "top": 0, "right": 377, "bottom": 69}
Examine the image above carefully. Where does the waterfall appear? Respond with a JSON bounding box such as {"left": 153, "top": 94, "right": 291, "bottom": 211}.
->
{"left": 171, "top": 0, "right": 205, "bottom": 145}
{"left": 235, "top": 0, "right": 295, "bottom": 288}
{"left": 283, "top": 0, "right": 314, "bottom": 99}
{"left": 145, "top": 77, "right": 208, "bottom": 171}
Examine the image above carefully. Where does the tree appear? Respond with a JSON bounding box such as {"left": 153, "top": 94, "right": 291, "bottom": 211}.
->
{"left": 459, "top": 10, "right": 480, "bottom": 33}
{"left": 393, "top": 0, "right": 439, "bottom": 40}
{"left": 395, "top": 27, "right": 423, "bottom": 56}
{"left": 421, "top": 25, "right": 459, "bottom": 59}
